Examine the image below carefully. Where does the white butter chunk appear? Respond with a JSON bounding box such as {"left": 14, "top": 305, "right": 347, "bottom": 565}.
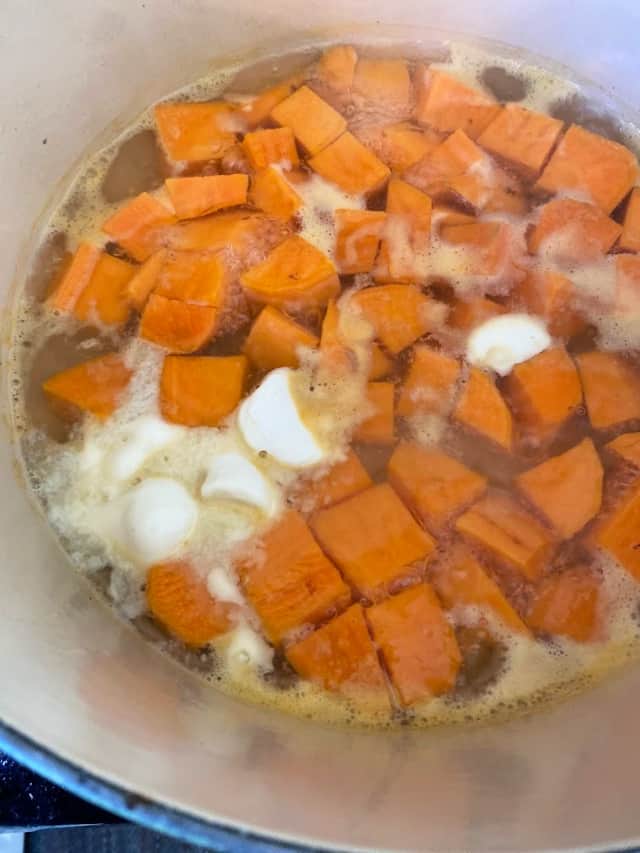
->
{"left": 467, "top": 313, "right": 551, "bottom": 376}
{"left": 201, "top": 451, "right": 278, "bottom": 514}
{"left": 226, "top": 623, "right": 274, "bottom": 672}
{"left": 107, "top": 415, "right": 183, "bottom": 482}
{"left": 207, "top": 566, "right": 245, "bottom": 607}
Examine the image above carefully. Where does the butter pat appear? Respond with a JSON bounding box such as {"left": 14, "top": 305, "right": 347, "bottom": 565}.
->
{"left": 201, "top": 451, "right": 278, "bottom": 515}
{"left": 467, "top": 313, "right": 551, "bottom": 376}
{"left": 225, "top": 623, "right": 274, "bottom": 672}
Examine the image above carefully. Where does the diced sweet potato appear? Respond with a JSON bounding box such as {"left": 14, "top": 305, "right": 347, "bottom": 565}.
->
{"left": 242, "top": 127, "right": 300, "bottom": 170}
{"left": 388, "top": 441, "right": 487, "bottom": 533}
{"left": 535, "top": 124, "right": 638, "bottom": 213}
{"left": 620, "top": 187, "right": 640, "bottom": 253}
{"left": 606, "top": 432, "right": 640, "bottom": 468}
{"left": 353, "top": 382, "right": 395, "bottom": 445}
{"left": 334, "top": 209, "right": 386, "bottom": 274}
{"left": 397, "top": 345, "right": 460, "bottom": 417}
{"left": 448, "top": 297, "right": 506, "bottom": 331}
{"left": 505, "top": 346, "right": 583, "bottom": 445}
{"left": 102, "top": 192, "right": 177, "bottom": 262}
{"left": 453, "top": 368, "right": 513, "bottom": 451}
{"left": 517, "top": 438, "right": 603, "bottom": 539}
{"left": 42, "top": 353, "right": 132, "bottom": 421}
{"left": 244, "top": 305, "right": 318, "bottom": 371}
{"left": 369, "top": 343, "right": 394, "bottom": 380}
{"left": 518, "top": 270, "right": 586, "bottom": 339}
{"left": 615, "top": 253, "right": 640, "bottom": 312}
{"left": 73, "top": 251, "right": 136, "bottom": 326}
{"left": 165, "top": 174, "right": 248, "bottom": 220}
{"left": 430, "top": 543, "right": 528, "bottom": 634}
{"left": 455, "top": 492, "right": 553, "bottom": 580}
{"left": 415, "top": 67, "right": 500, "bottom": 140}
{"left": 139, "top": 293, "right": 220, "bottom": 353}
{"left": 241, "top": 235, "right": 339, "bottom": 313}
{"left": 237, "top": 510, "right": 351, "bottom": 643}
{"left": 238, "top": 78, "right": 298, "bottom": 129}
{"left": 316, "top": 45, "right": 358, "bottom": 94}
{"left": 440, "top": 221, "right": 521, "bottom": 280}
{"left": 270, "top": 85, "right": 347, "bottom": 155}
{"left": 596, "top": 481, "right": 640, "bottom": 580}
{"left": 294, "top": 449, "right": 373, "bottom": 513}
{"left": 350, "top": 285, "right": 444, "bottom": 355}
{"left": 477, "top": 105, "right": 563, "bottom": 178}
{"left": 154, "top": 101, "right": 238, "bottom": 162}
{"left": 167, "top": 211, "right": 286, "bottom": 261}
{"left": 151, "top": 250, "right": 231, "bottom": 312}
{"left": 353, "top": 59, "right": 412, "bottom": 115}
{"left": 310, "top": 483, "right": 435, "bottom": 600}
{"left": 318, "top": 299, "right": 356, "bottom": 377}
{"left": 432, "top": 204, "right": 476, "bottom": 229}
{"left": 528, "top": 198, "right": 621, "bottom": 263}
{"left": 309, "top": 132, "right": 391, "bottom": 196}
{"left": 366, "top": 583, "right": 461, "bottom": 704}
{"left": 46, "top": 243, "right": 100, "bottom": 313}
{"left": 527, "top": 568, "right": 601, "bottom": 642}
{"left": 146, "top": 560, "right": 236, "bottom": 646}
{"left": 126, "top": 249, "right": 167, "bottom": 311}
{"left": 159, "top": 354, "right": 247, "bottom": 427}
{"left": 575, "top": 351, "right": 640, "bottom": 430}
{"left": 379, "top": 122, "right": 441, "bottom": 173}
{"left": 376, "top": 178, "right": 432, "bottom": 283}
{"left": 250, "top": 166, "right": 302, "bottom": 220}
{"left": 286, "top": 604, "right": 388, "bottom": 700}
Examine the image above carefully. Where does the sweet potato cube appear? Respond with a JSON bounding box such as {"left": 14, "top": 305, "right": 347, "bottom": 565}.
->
{"left": 448, "top": 297, "right": 506, "bottom": 331}
{"left": 250, "top": 166, "right": 302, "bottom": 220}
{"left": 620, "top": 187, "right": 640, "bottom": 253}
{"left": 433, "top": 204, "right": 476, "bottom": 229}
{"left": 397, "top": 345, "right": 460, "bottom": 417}
{"left": 102, "top": 192, "right": 177, "bottom": 262}
{"left": 405, "top": 129, "right": 483, "bottom": 200}
{"left": 46, "top": 242, "right": 100, "bottom": 313}
{"left": 286, "top": 604, "right": 388, "bottom": 701}
{"left": 376, "top": 178, "right": 432, "bottom": 283}
{"left": 238, "top": 79, "right": 298, "bottom": 129}
{"left": 294, "top": 449, "right": 373, "bottom": 514}
{"left": 527, "top": 568, "right": 601, "bottom": 642}
{"left": 615, "top": 253, "right": 640, "bottom": 312}
{"left": 369, "top": 343, "right": 394, "bottom": 380}
{"left": 166, "top": 211, "right": 285, "bottom": 261}
{"left": 160, "top": 354, "right": 247, "bottom": 427}
{"left": 165, "top": 174, "right": 248, "bottom": 220}
{"left": 430, "top": 543, "right": 528, "bottom": 634}
{"left": 244, "top": 305, "right": 318, "bottom": 371}
{"left": 309, "top": 132, "right": 390, "bottom": 196}
{"left": 353, "top": 382, "right": 395, "bottom": 445}
{"left": 596, "top": 481, "right": 640, "bottom": 580}
{"left": 388, "top": 441, "right": 487, "bottom": 534}
{"left": 241, "top": 235, "right": 339, "bottom": 313}
{"left": 334, "top": 209, "right": 386, "bottom": 274}
{"left": 535, "top": 124, "right": 638, "bottom": 213}
{"left": 139, "top": 293, "right": 220, "bottom": 353}
{"left": 505, "top": 346, "right": 583, "bottom": 445}
{"left": 237, "top": 510, "right": 351, "bottom": 643}
{"left": 350, "top": 285, "right": 444, "bottom": 355}
{"left": 353, "top": 59, "right": 412, "bottom": 114}
{"left": 42, "top": 353, "right": 132, "bottom": 421}
{"left": 518, "top": 270, "right": 586, "bottom": 339}
{"left": 270, "top": 85, "right": 346, "bottom": 155}
{"left": 415, "top": 67, "right": 500, "bottom": 140}
{"left": 126, "top": 249, "right": 167, "bottom": 311}
{"left": 528, "top": 198, "right": 621, "bottom": 263}
{"left": 147, "top": 560, "right": 236, "bottom": 646}
{"left": 440, "top": 221, "right": 520, "bottom": 280}
{"left": 517, "top": 438, "right": 603, "bottom": 539}
{"left": 575, "top": 351, "right": 640, "bottom": 430}
{"left": 242, "top": 126, "right": 300, "bottom": 170}
{"left": 453, "top": 368, "right": 513, "bottom": 451}
{"left": 477, "top": 105, "right": 563, "bottom": 178}
{"left": 606, "top": 432, "right": 640, "bottom": 468}
{"left": 367, "top": 584, "right": 461, "bottom": 704}
{"left": 310, "top": 483, "right": 435, "bottom": 600}
{"left": 318, "top": 299, "right": 355, "bottom": 376}
{"left": 316, "top": 45, "right": 358, "bottom": 93}
{"left": 456, "top": 492, "right": 553, "bottom": 580}
{"left": 379, "top": 122, "right": 441, "bottom": 173}
{"left": 73, "top": 251, "right": 136, "bottom": 326}
{"left": 153, "top": 251, "right": 230, "bottom": 310}
{"left": 154, "top": 101, "right": 238, "bottom": 162}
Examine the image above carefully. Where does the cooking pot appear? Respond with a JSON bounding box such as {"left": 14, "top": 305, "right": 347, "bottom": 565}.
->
{"left": 2, "top": 1, "right": 640, "bottom": 850}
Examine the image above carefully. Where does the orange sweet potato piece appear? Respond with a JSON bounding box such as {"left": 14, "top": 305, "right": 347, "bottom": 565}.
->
{"left": 535, "top": 124, "right": 638, "bottom": 213}
{"left": 518, "top": 270, "right": 587, "bottom": 339}
{"left": 379, "top": 122, "right": 441, "bottom": 173}
{"left": 153, "top": 250, "right": 230, "bottom": 309}
{"left": 575, "top": 351, "right": 640, "bottom": 430}
{"left": 527, "top": 568, "right": 601, "bottom": 642}
{"left": 620, "top": 187, "right": 640, "bottom": 253}
{"left": 318, "top": 298, "right": 353, "bottom": 376}
{"left": 238, "top": 78, "right": 298, "bottom": 129}
{"left": 271, "top": 85, "right": 346, "bottom": 155}
{"left": 154, "top": 101, "right": 238, "bottom": 162}
{"left": 139, "top": 293, "right": 220, "bottom": 353}
{"left": 477, "top": 105, "right": 563, "bottom": 179}
{"left": 334, "top": 209, "right": 386, "bottom": 274}
{"left": 73, "top": 251, "right": 136, "bottom": 326}
{"left": 369, "top": 343, "right": 394, "bottom": 380}
{"left": 517, "top": 438, "right": 603, "bottom": 539}
{"left": 388, "top": 441, "right": 487, "bottom": 534}
{"left": 166, "top": 211, "right": 286, "bottom": 261}
{"left": 596, "top": 481, "right": 640, "bottom": 580}
{"left": 415, "top": 67, "right": 500, "bottom": 140}
{"left": 294, "top": 449, "right": 373, "bottom": 513}
{"left": 440, "top": 221, "right": 521, "bottom": 280}
{"left": 397, "top": 345, "right": 460, "bottom": 417}
{"left": 614, "top": 253, "right": 640, "bottom": 312}
{"left": 237, "top": 510, "right": 351, "bottom": 643}
{"left": 250, "top": 166, "right": 302, "bottom": 220}
{"left": 453, "top": 368, "right": 513, "bottom": 451}
{"left": 505, "top": 346, "right": 583, "bottom": 445}
{"left": 146, "top": 560, "right": 236, "bottom": 646}
{"left": 286, "top": 603, "right": 388, "bottom": 701}
{"left": 241, "top": 235, "right": 339, "bottom": 313}
{"left": 244, "top": 305, "right": 318, "bottom": 371}
{"left": 455, "top": 492, "right": 553, "bottom": 581}
{"left": 242, "top": 127, "right": 300, "bottom": 170}
{"left": 42, "top": 353, "right": 132, "bottom": 421}
{"left": 126, "top": 249, "right": 167, "bottom": 311}
{"left": 46, "top": 242, "right": 100, "bottom": 313}
{"left": 316, "top": 45, "right": 358, "bottom": 94}
{"left": 353, "top": 59, "right": 412, "bottom": 115}
{"left": 376, "top": 178, "right": 432, "bottom": 283}
{"left": 448, "top": 297, "right": 506, "bottom": 331}
{"left": 432, "top": 204, "right": 476, "bottom": 229}
{"left": 310, "top": 483, "right": 435, "bottom": 601}
{"left": 159, "top": 354, "right": 247, "bottom": 427}
{"left": 606, "top": 432, "right": 640, "bottom": 468}
{"left": 367, "top": 583, "right": 461, "bottom": 704}
{"left": 102, "top": 192, "right": 177, "bottom": 262}
{"left": 350, "top": 284, "right": 444, "bottom": 355}
{"left": 528, "top": 198, "right": 621, "bottom": 263}
{"left": 165, "top": 174, "right": 248, "bottom": 220}
{"left": 353, "top": 382, "right": 395, "bottom": 445}
{"left": 309, "top": 132, "right": 391, "bottom": 196}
